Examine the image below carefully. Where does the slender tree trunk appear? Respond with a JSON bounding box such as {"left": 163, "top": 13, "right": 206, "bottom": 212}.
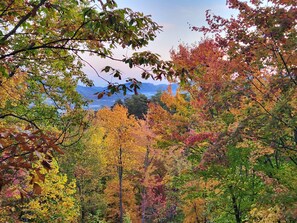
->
{"left": 141, "top": 189, "right": 147, "bottom": 223}
{"left": 251, "top": 169, "right": 255, "bottom": 202}
{"left": 77, "top": 179, "right": 85, "bottom": 223}
{"left": 141, "top": 146, "right": 150, "bottom": 223}
{"left": 231, "top": 194, "right": 241, "bottom": 223}
{"left": 193, "top": 202, "right": 200, "bottom": 223}
{"left": 118, "top": 146, "right": 123, "bottom": 223}
{"left": 275, "top": 149, "right": 280, "bottom": 169}
{"left": 229, "top": 186, "right": 241, "bottom": 223}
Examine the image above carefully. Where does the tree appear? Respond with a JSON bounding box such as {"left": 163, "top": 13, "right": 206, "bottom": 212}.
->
{"left": 0, "top": 0, "right": 172, "bottom": 192}
{"left": 124, "top": 94, "right": 149, "bottom": 119}
{"left": 22, "top": 160, "right": 79, "bottom": 223}
{"left": 0, "top": 159, "right": 79, "bottom": 222}
{"left": 112, "top": 99, "right": 125, "bottom": 109}
{"left": 58, "top": 121, "right": 108, "bottom": 222}
{"left": 95, "top": 105, "right": 147, "bottom": 222}
{"left": 145, "top": 92, "right": 194, "bottom": 222}
{"left": 150, "top": 90, "right": 170, "bottom": 111}
{"left": 167, "top": 0, "right": 297, "bottom": 221}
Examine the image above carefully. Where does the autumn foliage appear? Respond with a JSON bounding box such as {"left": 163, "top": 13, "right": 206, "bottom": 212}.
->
{"left": 1, "top": 0, "right": 296, "bottom": 222}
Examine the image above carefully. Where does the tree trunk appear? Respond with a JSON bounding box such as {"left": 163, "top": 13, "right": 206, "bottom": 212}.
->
{"left": 193, "top": 202, "right": 200, "bottom": 223}
{"left": 229, "top": 186, "right": 241, "bottom": 223}
{"left": 77, "top": 180, "right": 85, "bottom": 223}
{"left": 141, "top": 146, "right": 150, "bottom": 223}
{"left": 118, "top": 146, "right": 123, "bottom": 223}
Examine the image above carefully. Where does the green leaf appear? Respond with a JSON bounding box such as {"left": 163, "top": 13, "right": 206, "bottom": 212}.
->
{"left": 0, "top": 65, "right": 8, "bottom": 77}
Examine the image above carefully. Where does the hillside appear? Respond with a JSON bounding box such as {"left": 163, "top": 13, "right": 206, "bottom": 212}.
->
{"left": 76, "top": 83, "right": 178, "bottom": 109}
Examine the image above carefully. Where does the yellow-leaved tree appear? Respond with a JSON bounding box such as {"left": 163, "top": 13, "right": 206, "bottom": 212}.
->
{"left": 96, "top": 105, "right": 147, "bottom": 223}
{"left": 22, "top": 159, "right": 79, "bottom": 222}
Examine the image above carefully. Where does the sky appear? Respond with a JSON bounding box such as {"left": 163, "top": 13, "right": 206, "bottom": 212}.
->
{"left": 83, "top": 0, "right": 236, "bottom": 86}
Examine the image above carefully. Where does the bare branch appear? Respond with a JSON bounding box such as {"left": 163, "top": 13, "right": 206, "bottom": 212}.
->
{"left": 74, "top": 52, "right": 111, "bottom": 84}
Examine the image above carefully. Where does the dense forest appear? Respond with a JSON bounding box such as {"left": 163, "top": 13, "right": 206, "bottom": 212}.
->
{"left": 0, "top": 0, "right": 296, "bottom": 222}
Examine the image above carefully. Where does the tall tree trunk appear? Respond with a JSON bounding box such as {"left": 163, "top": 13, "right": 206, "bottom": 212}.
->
{"left": 141, "top": 189, "right": 147, "bottom": 223}
{"left": 118, "top": 146, "right": 123, "bottom": 223}
{"left": 229, "top": 186, "right": 241, "bottom": 223}
{"left": 77, "top": 180, "right": 85, "bottom": 223}
{"left": 141, "top": 146, "right": 150, "bottom": 223}
{"left": 193, "top": 202, "right": 200, "bottom": 223}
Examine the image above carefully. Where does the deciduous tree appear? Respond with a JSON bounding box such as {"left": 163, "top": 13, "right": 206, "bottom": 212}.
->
{"left": 0, "top": 0, "right": 172, "bottom": 194}
{"left": 95, "top": 105, "right": 146, "bottom": 222}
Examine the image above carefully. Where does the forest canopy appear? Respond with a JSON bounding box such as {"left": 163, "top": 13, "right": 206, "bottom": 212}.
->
{"left": 0, "top": 0, "right": 296, "bottom": 222}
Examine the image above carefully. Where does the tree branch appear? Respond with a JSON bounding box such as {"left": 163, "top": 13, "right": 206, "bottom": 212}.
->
{"left": 0, "top": 113, "right": 40, "bottom": 129}
{"left": 0, "top": 0, "right": 15, "bottom": 18}
{"left": 0, "top": 42, "right": 122, "bottom": 62}
{"left": 1, "top": 0, "right": 47, "bottom": 42}
{"left": 74, "top": 52, "right": 111, "bottom": 84}
{"left": 277, "top": 51, "right": 297, "bottom": 85}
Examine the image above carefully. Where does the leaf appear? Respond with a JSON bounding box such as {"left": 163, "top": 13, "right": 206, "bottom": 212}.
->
{"left": 114, "top": 71, "right": 122, "bottom": 80}
{"left": 36, "top": 170, "right": 45, "bottom": 182}
{"left": 102, "top": 66, "right": 111, "bottom": 73}
{"left": 33, "top": 183, "right": 42, "bottom": 195}
{"left": 97, "top": 92, "right": 105, "bottom": 99}
{"left": 129, "top": 59, "right": 133, "bottom": 68}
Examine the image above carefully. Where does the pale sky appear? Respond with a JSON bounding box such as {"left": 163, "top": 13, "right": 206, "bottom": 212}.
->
{"left": 83, "top": 0, "right": 236, "bottom": 86}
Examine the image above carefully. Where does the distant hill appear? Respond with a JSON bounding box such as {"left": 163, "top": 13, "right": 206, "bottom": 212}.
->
{"left": 76, "top": 83, "right": 178, "bottom": 110}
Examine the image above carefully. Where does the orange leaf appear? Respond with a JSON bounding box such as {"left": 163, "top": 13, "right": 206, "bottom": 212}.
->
{"left": 36, "top": 169, "right": 45, "bottom": 182}
{"left": 33, "top": 183, "right": 42, "bottom": 195}
{"left": 97, "top": 92, "right": 105, "bottom": 99}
